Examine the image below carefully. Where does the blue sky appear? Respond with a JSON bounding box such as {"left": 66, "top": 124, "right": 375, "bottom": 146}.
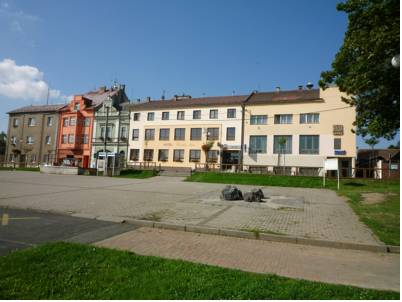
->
{"left": 0, "top": 0, "right": 399, "bottom": 148}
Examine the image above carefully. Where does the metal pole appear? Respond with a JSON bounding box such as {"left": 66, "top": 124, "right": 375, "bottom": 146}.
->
{"left": 239, "top": 91, "right": 255, "bottom": 172}
{"left": 104, "top": 106, "right": 109, "bottom": 176}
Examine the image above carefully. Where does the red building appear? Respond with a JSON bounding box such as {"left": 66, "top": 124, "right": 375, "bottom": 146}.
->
{"left": 56, "top": 87, "right": 114, "bottom": 168}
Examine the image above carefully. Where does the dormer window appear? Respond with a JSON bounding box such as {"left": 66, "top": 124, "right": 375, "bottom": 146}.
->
{"left": 74, "top": 103, "right": 80, "bottom": 111}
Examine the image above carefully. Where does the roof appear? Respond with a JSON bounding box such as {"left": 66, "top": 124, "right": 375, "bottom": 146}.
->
{"left": 358, "top": 149, "right": 400, "bottom": 160}
{"left": 125, "top": 88, "right": 322, "bottom": 111}
{"left": 83, "top": 89, "right": 119, "bottom": 107}
{"left": 7, "top": 104, "right": 66, "bottom": 114}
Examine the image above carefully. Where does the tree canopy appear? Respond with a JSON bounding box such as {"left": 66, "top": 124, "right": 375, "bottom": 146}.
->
{"left": 319, "top": 0, "right": 399, "bottom": 139}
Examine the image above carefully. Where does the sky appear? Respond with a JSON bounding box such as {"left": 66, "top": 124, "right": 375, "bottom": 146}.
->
{"left": 0, "top": 0, "right": 399, "bottom": 148}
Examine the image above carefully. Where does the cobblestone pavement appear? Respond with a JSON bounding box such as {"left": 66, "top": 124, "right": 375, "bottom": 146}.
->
{"left": 96, "top": 227, "right": 400, "bottom": 292}
{"left": 0, "top": 171, "right": 380, "bottom": 245}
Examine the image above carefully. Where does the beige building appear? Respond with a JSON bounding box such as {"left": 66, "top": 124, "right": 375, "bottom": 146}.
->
{"left": 126, "top": 87, "right": 356, "bottom": 175}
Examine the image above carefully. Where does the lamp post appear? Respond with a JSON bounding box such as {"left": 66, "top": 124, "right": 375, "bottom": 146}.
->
{"left": 104, "top": 105, "right": 110, "bottom": 176}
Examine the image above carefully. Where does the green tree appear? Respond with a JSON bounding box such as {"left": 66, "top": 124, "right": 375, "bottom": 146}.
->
{"left": 319, "top": 0, "right": 399, "bottom": 139}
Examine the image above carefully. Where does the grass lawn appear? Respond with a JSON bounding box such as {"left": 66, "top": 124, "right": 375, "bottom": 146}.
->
{"left": 0, "top": 166, "right": 40, "bottom": 172}
{"left": 0, "top": 242, "right": 398, "bottom": 300}
{"left": 116, "top": 169, "right": 158, "bottom": 179}
{"left": 187, "top": 172, "right": 400, "bottom": 245}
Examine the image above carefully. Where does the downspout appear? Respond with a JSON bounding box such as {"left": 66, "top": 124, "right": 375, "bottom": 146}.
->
{"left": 239, "top": 91, "right": 256, "bottom": 171}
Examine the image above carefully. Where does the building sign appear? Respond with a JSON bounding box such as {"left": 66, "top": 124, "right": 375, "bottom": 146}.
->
{"left": 333, "top": 125, "right": 344, "bottom": 136}
{"left": 334, "top": 150, "right": 346, "bottom": 155}
{"left": 390, "top": 164, "right": 399, "bottom": 170}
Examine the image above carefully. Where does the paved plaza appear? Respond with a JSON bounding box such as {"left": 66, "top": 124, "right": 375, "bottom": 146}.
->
{"left": 0, "top": 171, "right": 380, "bottom": 245}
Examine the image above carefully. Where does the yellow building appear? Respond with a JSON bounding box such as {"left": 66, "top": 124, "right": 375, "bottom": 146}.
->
{"left": 126, "top": 86, "right": 356, "bottom": 175}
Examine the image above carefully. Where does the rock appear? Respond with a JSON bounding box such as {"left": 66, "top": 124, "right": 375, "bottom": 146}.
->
{"left": 220, "top": 185, "right": 243, "bottom": 201}
{"left": 243, "top": 190, "right": 263, "bottom": 202}
{"left": 252, "top": 188, "right": 264, "bottom": 201}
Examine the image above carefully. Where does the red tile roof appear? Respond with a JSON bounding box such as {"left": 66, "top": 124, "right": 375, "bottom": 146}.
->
{"left": 7, "top": 104, "right": 66, "bottom": 114}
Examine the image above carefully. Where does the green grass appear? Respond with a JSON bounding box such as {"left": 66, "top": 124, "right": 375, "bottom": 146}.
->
{"left": 0, "top": 242, "right": 398, "bottom": 299}
{"left": 0, "top": 166, "right": 39, "bottom": 172}
{"left": 117, "top": 169, "right": 158, "bottom": 179}
{"left": 187, "top": 172, "right": 400, "bottom": 245}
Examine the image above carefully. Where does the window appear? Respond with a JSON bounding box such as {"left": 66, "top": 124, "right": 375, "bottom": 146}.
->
{"left": 226, "top": 127, "right": 235, "bottom": 141}
{"left": 120, "top": 126, "right": 127, "bottom": 139}
{"left": 177, "top": 111, "right": 185, "bottom": 120}
{"left": 299, "top": 135, "right": 319, "bottom": 154}
{"left": 193, "top": 110, "right": 201, "bottom": 119}
{"left": 11, "top": 136, "right": 17, "bottom": 145}
{"left": 74, "top": 103, "right": 80, "bottom": 111}
{"left": 147, "top": 112, "right": 155, "bottom": 121}
{"left": 28, "top": 117, "right": 35, "bottom": 126}
{"left": 207, "top": 128, "right": 219, "bottom": 140}
{"left": 173, "top": 149, "right": 184, "bottom": 162}
{"left": 334, "top": 138, "right": 342, "bottom": 150}
{"left": 145, "top": 129, "right": 155, "bottom": 140}
{"left": 133, "top": 113, "right": 140, "bottom": 121}
{"left": 84, "top": 117, "right": 91, "bottom": 126}
{"left": 300, "top": 113, "right": 319, "bottom": 124}
{"left": 101, "top": 126, "right": 112, "bottom": 139}
{"left": 174, "top": 128, "right": 185, "bottom": 140}
{"left": 143, "top": 149, "right": 154, "bottom": 161}
{"left": 250, "top": 115, "right": 267, "bottom": 125}
{"left": 189, "top": 150, "right": 201, "bottom": 162}
{"left": 45, "top": 136, "right": 51, "bottom": 145}
{"left": 62, "top": 135, "right": 67, "bottom": 144}
{"left": 26, "top": 136, "right": 34, "bottom": 144}
{"left": 273, "top": 135, "right": 292, "bottom": 154}
{"left": 69, "top": 117, "right": 76, "bottom": 126}
{"left": 190, "top": 128, "right": 202, "bottom": 140}
{"left": 162, "top": 112, "right": 170, "bottom": 120}
{"left": 159, "top": 128, "right": 170, "bottom": 140}
{"left": 83, "top": 134, "right": 89, "bottom": 144}
{"left": 132, "top": 129, "right": 139, "bottom": 140}
{"left": 31, "top": 154, "right": 36, "bottom": 162}
{"left": 207, "top": 150, "right": 218, "bottom": 162}
{"left": 47, "top": 117, "right": 53, "bottom": 127}
{"left": 68, "top": 134, "right": 75, "bottom": 144}
{"left": 158, "top": 149, "right": 169, "bottom": 161}
{"left": 249, "top": 136, "right": 267, "bottom": 154}
{"left": 13, "top": 118, "right": 19, "bottom": 127}
{"left": 130, "top": 149, "right": 139, "bottom": 161}
{"left": 227, "top": 109, "right": 236, "bottom": 118}
{"left": 209, "top": 109, "right": 218, "bottom": 119}
{"left": 274, "top": 114, "right": 293, "bottom": 124}
{"left": 63, "top": 118, "right": 69, "bottom": 127}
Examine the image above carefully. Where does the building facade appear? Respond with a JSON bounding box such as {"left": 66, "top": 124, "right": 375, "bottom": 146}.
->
{"left": 243, "top": 86, "right": 356, "bottom": 176}
{"left": 126, "top": 87, "right": 356, "bottom": 175}
{"left": 6, "top": 104, "right": 64, "bottom": 166}
{"left": 126, "top": 95, "right": 245, "bottom": 169}
{"left": 91, "top": 84, "right": 130, "bottom": 168}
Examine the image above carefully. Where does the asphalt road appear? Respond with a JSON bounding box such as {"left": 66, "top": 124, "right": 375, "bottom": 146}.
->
{"left": 0, "top": 207, "right": 137, "bottom": 256}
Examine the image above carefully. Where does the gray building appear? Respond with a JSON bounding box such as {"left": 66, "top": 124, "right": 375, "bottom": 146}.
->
{"left": 6, "top": 104, "right": 65, "bottom": 166}
{"left": 91, "top": 84, "right": 130, "bottom": 168}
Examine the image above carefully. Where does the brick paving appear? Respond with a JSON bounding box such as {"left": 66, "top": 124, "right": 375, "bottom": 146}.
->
{"left": 0, "top": 171, "right": 380, "bottom": 244}
{"left": 96, "top": 227, "right": 400, "bottom": 292}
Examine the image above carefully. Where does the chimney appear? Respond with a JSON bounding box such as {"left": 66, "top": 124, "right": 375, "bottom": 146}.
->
{"left": 136, "top": 98, "right": 141, "bottom": 103}
{"left": 146, "top": 96, "right": 151, "bottom": 102}
{"left": 298, "top": 85, "right": 303, "bottom": 90}
{"left": 275, "top": 86, "right": 281, "bottom": 92}
{"left": 161, "top": 95, "right": 165, "bottom": 100}
{"left": 99, "top": 86, "right": 107, "bottom": 93}
{"left": 119, "top": 84, "right": 125, "bottom": 91}
{"left": 306, "top": 81, "right": 314, "bottom": 89}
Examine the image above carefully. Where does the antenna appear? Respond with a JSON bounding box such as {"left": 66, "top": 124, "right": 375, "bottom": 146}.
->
{"left": 46, "top": 86, "right": 50, "bottom": 105}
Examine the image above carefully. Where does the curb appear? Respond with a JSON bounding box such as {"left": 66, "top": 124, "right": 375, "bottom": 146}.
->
{"left": 124, "top": 218, "right": 398, "bottom": 254}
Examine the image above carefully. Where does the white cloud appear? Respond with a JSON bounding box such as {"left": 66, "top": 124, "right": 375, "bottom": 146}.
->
{"left": 0, "top": 58, "right": 68, "bottom": 102}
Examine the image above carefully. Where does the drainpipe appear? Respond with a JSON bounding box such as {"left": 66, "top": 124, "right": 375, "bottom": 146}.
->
{"left": 239, "top": 91, "right": 256, "bottom": 171}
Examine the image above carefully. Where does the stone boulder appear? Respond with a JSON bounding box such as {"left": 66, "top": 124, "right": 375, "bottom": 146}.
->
{"left": 220, "top": 185, "right": 243, "bottom": 201}
{"left": 243, "top": 189, "right": 264, "bottom": 202}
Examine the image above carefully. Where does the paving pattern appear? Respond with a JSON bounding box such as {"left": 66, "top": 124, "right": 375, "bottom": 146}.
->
{"left": 0, "top": 171, "right": 380, "bottom": 245}
{"left": 96, "top": 227, "right": 400, "bottom": 292}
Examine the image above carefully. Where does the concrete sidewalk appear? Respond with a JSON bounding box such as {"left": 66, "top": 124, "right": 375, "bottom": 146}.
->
{"left": 96, "top": 227, "right": 400, "bottom": 292}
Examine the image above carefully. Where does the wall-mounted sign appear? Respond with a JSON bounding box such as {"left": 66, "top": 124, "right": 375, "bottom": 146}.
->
{"left": 333, "top": 125, "right": 344, "bottom": 136}
{"left": 334, "top": 150, "right": 346, "bottom": 155}
{"left": 391, "top": 164, "right": 399, "bottom": 170}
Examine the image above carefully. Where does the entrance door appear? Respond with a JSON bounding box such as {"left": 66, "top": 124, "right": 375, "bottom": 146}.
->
{"left": 83, "top": 156, "right": 89, "bottom": 169}
{"left": 222, "top": 151, "right": 240, "bottom": 170}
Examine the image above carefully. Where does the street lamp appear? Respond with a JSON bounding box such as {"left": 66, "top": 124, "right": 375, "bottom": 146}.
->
{"left": 103, "top": 103, "right": 110, "bottom": 176}
{"left": 391, "top": 54, "right": 399, "bottom": 68}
